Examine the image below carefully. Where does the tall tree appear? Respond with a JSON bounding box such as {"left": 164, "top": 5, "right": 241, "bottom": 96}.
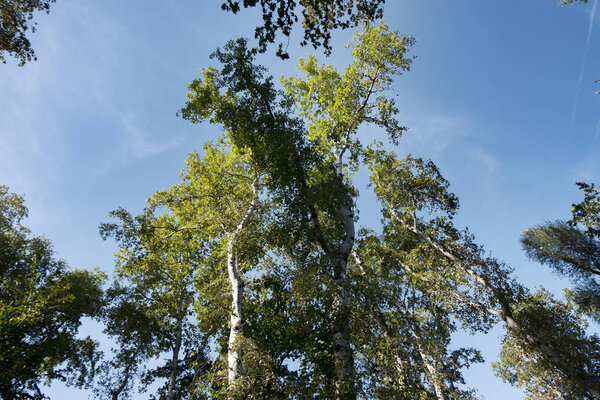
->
{"left": 366, "top": 150, "right": 600, "bottom": 398}
{"left": 0, "top": 185, "right": 105, "bottom": 400}
{"left": 144, "top": 140, "right": 271, "bottom": 398}
{"left": 181, "top": 23, "right": 414, "bottom": 399}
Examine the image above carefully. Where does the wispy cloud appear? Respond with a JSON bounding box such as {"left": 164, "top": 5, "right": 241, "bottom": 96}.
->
{"left": 469, "top": 147, "right": 500, "bottom": 174}
{"left": 570, "top": 0, "right": 598, "bottom": 130}
{"left": 400, "top": 112, "right": 473, "bottom": 157}
{"left": 121, "top": 113, "right": 183, "bottom": 158}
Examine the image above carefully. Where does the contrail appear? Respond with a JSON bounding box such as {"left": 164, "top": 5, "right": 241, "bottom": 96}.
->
{"left": 571, "top": 0, "right": 598, "bottom": 130}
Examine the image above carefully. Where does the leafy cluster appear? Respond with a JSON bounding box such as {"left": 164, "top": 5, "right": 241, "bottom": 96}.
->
{"left": 522, "top": 182, "right": 600, "bottom": 325}
{"left": 0, "top": 186, "right": 105, "bottom": 400}
{"left": 220, "top": 0, "right": 385, "bottom": 58}
{"left": 0, "top": 0, "right": 56, "bottom": 65}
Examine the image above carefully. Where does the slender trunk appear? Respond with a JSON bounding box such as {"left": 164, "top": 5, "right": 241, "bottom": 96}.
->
{"left": 287, "top": 135, "right": 356, "bottom": 398}
{"left": 111, "top": 359, "right": 133, "bottom": 400}
{"left": 227, "top": 242, "right": 244, "bottom": 385}
{"left": 332, "top": 256, "right": 354, "bottom": 399}
{"left": 226, "top": 178, "right": 258, "bottom": 392}
{"left": 413, "top": 332, "right": 447, "bottom": 400}
{"left": 331, "top": 151, "right": 356, "bottom": 400}
{"left": 167, "top": 315, "right": 183, "bottom": 400}
{"left": 399, "top": 216, "right": 600, "bottom": 399}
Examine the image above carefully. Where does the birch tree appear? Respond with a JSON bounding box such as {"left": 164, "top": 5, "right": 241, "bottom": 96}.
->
{"left": 181, "top": 23, "right": 414, "bottom": 399}
{"left": 366, "top": 149, "right": 600, "bottom": 399}
{"left": 99, "top": 207, "right": 211, "bottom": 400}
{"left": 147, "top": 140, "right": 271, "bottom": 398}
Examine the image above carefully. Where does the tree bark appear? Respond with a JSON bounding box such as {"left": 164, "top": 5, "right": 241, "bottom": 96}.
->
{"left": 167, "top": 314, "right": 183, "bottom": 400}
{"left": 226, "top": 178, "right": 258, "bottom": 392}
{"left": 331, "top": 151, "right": 356, "bottom": 400}
{"left": 227, "top": 241, "right": 244, "bottom": 386}
{"left": 413, "top": 330, "right": 447, "bottom": 400}
{"left": 398, "top": 215, "right": 600, "bottom": 399}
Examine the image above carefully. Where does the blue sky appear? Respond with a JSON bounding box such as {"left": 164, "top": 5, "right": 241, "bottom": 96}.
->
{"left": 1, "top": 1, "right": 599, "bottom": 398}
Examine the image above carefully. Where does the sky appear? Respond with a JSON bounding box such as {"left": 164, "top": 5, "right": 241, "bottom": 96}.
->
{"left": 1, "top": 0, "right": 599, "bottom": 398}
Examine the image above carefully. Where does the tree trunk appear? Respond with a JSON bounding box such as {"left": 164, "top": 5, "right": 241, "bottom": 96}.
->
{"left": 167, "top": 315, "right": 183, "bottom": 400}
{"left": 226, "top": 178, "right": 258, "bottom": 393}
{"left": 413, "top": 333, "right": 447, "bottom": 400}
{"left": 399, "top": 217, "right": 600, "bottom": 399}
{"left": 332, "top": 256, "right": 354, "bottom": 399}
{"left": 331, "top": 151, "right": 356, "bottom": 400}
{"left": 227, "top": 242, "right": 244, "bottom": 386}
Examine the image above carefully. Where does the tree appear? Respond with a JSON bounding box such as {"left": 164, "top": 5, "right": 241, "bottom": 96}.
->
{"left": 181, "top": 23, "right": 414, "bottom": 399}
{"left": 522, "top": 182, "right": 600, "bottom": 323}
{"left": 220, "top": 0, "right": 385, "bottom": 58}
{"left": 365, "top": 150, "right": 600, "bottom": 398}
{"left": 151, "top": 141, "right": 269, "bottom": 397}
{"left": 0, "top": 0, "right": 56, "bottom": 65}
{"left": 99, "top": 206, "right": 212, "bottom": 400}
{"left": 0, "top": 185, "right": 105, "bottom": 399}
{"left": 493, "top": 289, "right": 600, "bottom": 400}
{"left": 101, "top": 140, "right": 278, "bottom": 398}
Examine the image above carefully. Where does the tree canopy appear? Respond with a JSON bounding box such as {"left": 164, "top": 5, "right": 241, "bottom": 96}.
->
{"left": 220, "top": 0, "right": 385, "bottom": 58}
{"left": 0, "top": 185, "right": 105, "bottom": 400}
{"left": 2, "top": 1, "right": 600, "bottom": 399}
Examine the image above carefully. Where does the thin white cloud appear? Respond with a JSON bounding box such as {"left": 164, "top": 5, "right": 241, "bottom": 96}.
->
{"left": 469, "top": 147, "right": 500, "bottom": 174}
{"left": 121, "top": 113, "right": 183, "bottom": 158}
{"left": 401, "top": 112, "right": 473, "bottom": 157}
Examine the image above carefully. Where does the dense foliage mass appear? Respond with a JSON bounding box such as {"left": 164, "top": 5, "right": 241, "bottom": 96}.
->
{"left": 1, "top": 1, "right": 599, "bottom": 399}
{"left": 220, "top": 0, "right": 385, "bottom": 58}
{"left": 94, "top": 24, "right": 598, "bottom": 399}
{"left": 0, "top": 186, "right": 104, "bottom": 400}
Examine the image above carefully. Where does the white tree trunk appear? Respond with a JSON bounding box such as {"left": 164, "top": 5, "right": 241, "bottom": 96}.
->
{"left": 413, "top": 333, "right": 447, "bottom": 400}
{"left": 227, "top": 244, "right": 244, "bottom": 385}
{"left": 332, "top": 151, "right": 356, "bottom": 399}
{"left": 226, "top": 178, "right": 258, "bottom": 390}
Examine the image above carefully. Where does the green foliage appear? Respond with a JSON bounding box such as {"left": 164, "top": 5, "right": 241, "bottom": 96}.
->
{"left": 99, "top": 203, "right": 213, "bottom": 400}
{"left": 366, "top": 150, "right": 600, "bottom": 398}
{"left": 0, "top": 185, "right": 105, "bottom": 400}
{"left": 281, "top": 23, "right": 414, "bottom": 151}
{"left": 522, "top": 182, "right": 600, "bottom": 323}
{"left": 178, "top": 24, "right": 499, "bottom": 399}
{"left": 522, "top": 221, "right": 600, "bottom": 281}
{"left": 0, "top": 0, "right": 56, "bottom": 65}
{"left": 220, "top": 0, "right": 385, "bottom": 58}
{"left": 493, "top": 288, "right": 600, "bottom": 399}
{"left": 571, "top": 182, "right": 600, "bottom": 239}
